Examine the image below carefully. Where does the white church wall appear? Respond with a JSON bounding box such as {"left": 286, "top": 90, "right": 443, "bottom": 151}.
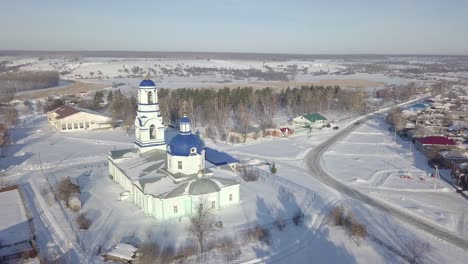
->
{"left": 167, "top": 154, "right": 203, "bottom": 175}
{"left": 219, "top": 185, "right": 240, "bottom": 208}
{"left": 109, "top": 158, "right": 133, "bottom": 193}
{"left": 191, "top": 193, "right": 220, "bottom": 211}
{"left": 161, "top": 196, "right": 189, "bottom": 220}
{"left": 151, "top": 198, "right": 163, "bottom": 220}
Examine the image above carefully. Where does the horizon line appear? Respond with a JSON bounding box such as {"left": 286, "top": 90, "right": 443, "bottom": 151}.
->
{"left": 1, "top": 49, "right": 468, "bottom": 58}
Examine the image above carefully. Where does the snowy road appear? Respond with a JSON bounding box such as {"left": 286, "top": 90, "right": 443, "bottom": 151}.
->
{"left": 305, "top": 115, "right": 468, "bottom": 250}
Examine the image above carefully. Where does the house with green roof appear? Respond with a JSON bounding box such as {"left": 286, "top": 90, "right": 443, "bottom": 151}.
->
{"left": 292, "top": 113, "right": 328, "bottom": 128}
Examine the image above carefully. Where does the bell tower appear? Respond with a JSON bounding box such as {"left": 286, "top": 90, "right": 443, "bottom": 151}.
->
{"left": 134, "top": 73, "right": 166, "bottom": 152}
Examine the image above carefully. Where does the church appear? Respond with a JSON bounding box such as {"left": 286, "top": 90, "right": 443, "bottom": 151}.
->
{"left": 108, "top": 76, "right": 240, "bottom": 220}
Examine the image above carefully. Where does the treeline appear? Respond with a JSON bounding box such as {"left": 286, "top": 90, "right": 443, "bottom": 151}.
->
{"left": 116, "top": 65, "right": 290, "bottom": 81}
{"left": 107, "top": 90, "right": 137, "bottom": 133}
{"left": 158, "top": 85, "right": 368, "bottom": 137}
{"left": 0, "top": 71, "right": 59, "bottom": 92}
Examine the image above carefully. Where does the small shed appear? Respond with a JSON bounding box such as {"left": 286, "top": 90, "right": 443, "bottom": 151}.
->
{"left": 103, "top": 243, "right": 137, "bottom": 263}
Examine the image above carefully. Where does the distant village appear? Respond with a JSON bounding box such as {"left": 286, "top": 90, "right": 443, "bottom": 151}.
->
{"left": 384, "top": 85, "right": 468, "bottom": 191}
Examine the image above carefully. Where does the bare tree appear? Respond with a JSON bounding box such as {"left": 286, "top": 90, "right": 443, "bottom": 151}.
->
{"left": 0, "top": 125, "right": 10, "bottom": 157}
{"left": 401, "top": 237, "right": 433, "bottom": 264}
{"left": 121, "top": 98, "right": 135, "bottom": 136}
{"left": 237, "top": 104, "right": 252, "bottom": 143}
{"left": 187, "top": 199, "right": 216, "bottom": 253}
{"left": 4, "top": 107, "right": 18, "bottom": 129}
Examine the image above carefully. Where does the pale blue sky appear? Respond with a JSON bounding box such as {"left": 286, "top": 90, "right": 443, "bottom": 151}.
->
{"left": 1, "top": 0, "right": 468, "bottom": 54}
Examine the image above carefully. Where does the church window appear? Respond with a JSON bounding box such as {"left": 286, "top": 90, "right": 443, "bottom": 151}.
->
{"left": 148, "top": 91, "right": 153, "bottom": 104}
{"left": 149, "top": 125, "right": 155, "bottom": 139}
{"left": 198, "top": 203, "right": 203, "bottom": 212}
{"left": 173, "top": 205, "right": 178, "bottom": 214}
{"left": 62, "top": 123, "right": 66, "bottom": 130}
{"left": 68, "top": 123, "right": 72, "bottom": 129}
{"left": 211, "top": 201, "right": 216, "bottom": 209}
{"left": 79, "top": 123, "right": 84, "bottom": 129}
{"left": 85, "top": 122, "right": 89, "bottom": 128}
{"left": 229, "top": 194, "right": 233, "bottom": 201}
{"left": 74, "top": 123, "right": 78, "bottom": 129}
{"left": 178, "top": 161, "right": 182, "bottom": 170}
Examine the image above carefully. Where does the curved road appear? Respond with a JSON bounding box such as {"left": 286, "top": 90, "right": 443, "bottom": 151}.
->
{"left": 305, "top": 115, "right": 468, "bottom": 250}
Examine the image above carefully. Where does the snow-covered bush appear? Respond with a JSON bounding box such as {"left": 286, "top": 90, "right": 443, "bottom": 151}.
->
{"left": 57, "top": 177, "right": 79, "bottom": 207}
{"left": 238, "top": 166, "right": 259, "bottom": 182}
{"left": 174, "top": 244, "right": 197, "bottom": 261}
{"left": 328, "top": 205, "right": 346, "bottom": 226}
{"left": 217, "top": 237, "right": 241, "bottom": 262}
{"left": 243, "top": 225, "right": 270, "bottom": 245}
{"left": 76, "top": 212, "right": 92, "bottom": 230}
{"left": 138, "top": 241, "right": 161, "bottom": 264}
{"left": 348, "top": 222, "right": 368, "bottom": 246}
{"left": 292, "top": 209, "right": 304, "bottom": 226}
{"left": 274, "top": 217, "right": 286, "bottom": 231}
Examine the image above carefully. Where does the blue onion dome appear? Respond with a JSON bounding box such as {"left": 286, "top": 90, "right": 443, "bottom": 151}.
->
{"left": 139, "top": 78, "right": 155, "bottom": 87}
{"left": 167, "top": 134, "right": 205, "bottom": 156}
{"left": 167, "top": 115, "right": 205, "bottom": 156}
{"left": 180, "top": 116, "right": 190, "bottom": 124}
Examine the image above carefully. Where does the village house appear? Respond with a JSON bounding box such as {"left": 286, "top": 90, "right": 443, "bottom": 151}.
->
{"left": 47, "top": 105, "right": 112, "bottom": 132}
{"left": 265, "top": 127, "right": 294, "bottom": 138}
{"left": 292, "top": 113, "right": 327, "bottom": 128}
{"left": 227, "top": 125, "right": 262, "bottom": 142}
{"left": 415, "top": 136, "right": 457, "bottom": 151}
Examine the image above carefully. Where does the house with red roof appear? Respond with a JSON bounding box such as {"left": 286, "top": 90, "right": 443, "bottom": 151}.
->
{"left": 47, "top": 105, "right": 112, "bottom": 132}
{"left": 416, "top": 136, "right": 457, "bottom": 150}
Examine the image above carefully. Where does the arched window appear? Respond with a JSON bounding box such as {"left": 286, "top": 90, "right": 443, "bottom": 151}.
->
{"left": 148, "top": 91, "right": 153, "bottom": 104}
{"left": 149, "top": 124, "right": 156, "bottom": 139}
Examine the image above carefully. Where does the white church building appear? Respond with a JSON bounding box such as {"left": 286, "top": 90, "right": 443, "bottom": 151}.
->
{"left": 108, "top": 76, "right": 240, "bottom": 220}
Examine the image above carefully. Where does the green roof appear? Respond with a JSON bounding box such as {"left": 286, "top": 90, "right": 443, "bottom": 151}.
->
{"left": 302, "top": 113, "right": 327, "bottom": 122}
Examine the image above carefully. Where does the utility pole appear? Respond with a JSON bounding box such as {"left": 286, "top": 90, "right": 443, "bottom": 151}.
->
{"left": 434, "top": 164, "right": 439, "bottom": 189}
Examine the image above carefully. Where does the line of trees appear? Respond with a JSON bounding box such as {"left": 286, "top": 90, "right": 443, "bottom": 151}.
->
{"left": 0, "top": 107, "right": 18, "bottom": 156}
{"left": 0, "top": 70, "right": 59, "bottom": 92}
{"left": 107, "top": 90, "right": 137, "bottom": 134}
{"left": 158, "top": 85, "right": 368, "bottom": 140}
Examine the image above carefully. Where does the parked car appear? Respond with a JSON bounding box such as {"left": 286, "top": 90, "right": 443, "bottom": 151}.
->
{"left": 333, "top": 126, "right": 339, "bottom": 130}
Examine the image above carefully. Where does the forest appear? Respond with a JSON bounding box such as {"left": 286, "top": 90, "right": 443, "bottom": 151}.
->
{"left": 0, "top": 70, "right": 60, "bottom": 92}
{"left": 158, "top": 85, "right": 369, "bottom": 140}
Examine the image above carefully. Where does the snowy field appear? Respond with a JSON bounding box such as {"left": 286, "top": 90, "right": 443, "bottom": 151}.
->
{"left": 1, "top": 110, "right": 468, "bottom": 263}
{"left": 322, "top": 115, "right": 468, "bottom": 237}
{"left": 324, "top": 116, "right": 448, "bottom": 190}
{"left": 1, "top": 56, "right": 422, "bottom": 93}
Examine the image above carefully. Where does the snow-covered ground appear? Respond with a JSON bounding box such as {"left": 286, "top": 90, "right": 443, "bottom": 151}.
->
{"left": 322, "top": 114, "right": 468, "bottom": 237}
{"left": 2, "top": 56, "right": 423, "bottom": 92}
{"left": 1, "top": 107, "right": 468, "bottom": 263}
